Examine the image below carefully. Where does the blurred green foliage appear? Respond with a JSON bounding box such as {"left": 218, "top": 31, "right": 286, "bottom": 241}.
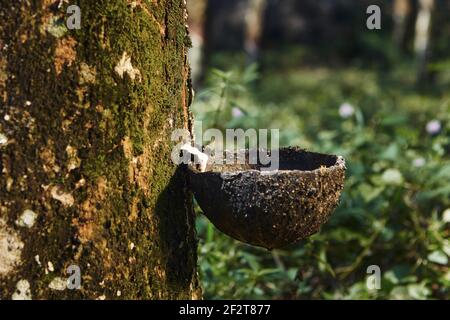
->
{"left": 191, "top": 49, "right": 450, "bottom": 300}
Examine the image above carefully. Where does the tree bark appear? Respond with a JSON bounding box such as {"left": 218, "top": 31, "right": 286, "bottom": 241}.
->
{"left": 0, "top": 0, "right": 201, "bottom": 299}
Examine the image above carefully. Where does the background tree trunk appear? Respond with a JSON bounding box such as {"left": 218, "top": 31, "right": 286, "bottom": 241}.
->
{"left": 414, "top": 0, "right": 435, "bottom": 83}
{"left": 244, "top": 0, "right": 267, "bottom": 64}
{"left": 187, "top": 0, "right": 208, "bottom": 86}
{"left": 0, "top": 0, "right": 201, "bottom": 299}
{"left": 393, "top": 0, "right": 412, "bottom": 49}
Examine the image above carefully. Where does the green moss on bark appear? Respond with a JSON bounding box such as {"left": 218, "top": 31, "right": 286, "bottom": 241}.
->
{"left": 0, "top": 0, "right": 200, "bottom": 299}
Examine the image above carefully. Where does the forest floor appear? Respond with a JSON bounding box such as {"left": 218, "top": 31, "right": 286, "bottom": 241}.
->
{"left": 192, "top": 49, "right": 450, "bottom": 299}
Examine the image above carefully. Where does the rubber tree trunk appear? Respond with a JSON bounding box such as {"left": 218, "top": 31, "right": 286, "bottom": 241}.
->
{"left": 0, "top": 0, "right": 201, "bottom": 300}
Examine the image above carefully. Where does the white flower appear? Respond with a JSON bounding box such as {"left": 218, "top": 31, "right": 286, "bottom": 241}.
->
{"left": 339, "top": 103, "right": 355, "bottom": 118}
{"left": 426, "top": 120, "right": 442, "bottom": 135}
{"left": 412, "top": 158, "right": 426, "bottom": 168}
{"left": 381, "top": 168, "right": 404, "bottom": 186}
{"left": 231, "top": 107, "right": 244, "bottom": 119}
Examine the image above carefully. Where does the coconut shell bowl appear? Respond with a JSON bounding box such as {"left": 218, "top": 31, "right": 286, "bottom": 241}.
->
{"left": 187, "top": 147, "right": 346, "bottom": 250}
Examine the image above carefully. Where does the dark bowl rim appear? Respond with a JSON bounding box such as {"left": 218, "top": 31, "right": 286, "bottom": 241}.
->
{"left": 187, "top": 147, "right": 346, "bottom": 176}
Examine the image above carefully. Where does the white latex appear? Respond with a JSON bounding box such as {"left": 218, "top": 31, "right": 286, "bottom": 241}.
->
{"left": 181, "top": 144, "right": 209, "bottom": 172}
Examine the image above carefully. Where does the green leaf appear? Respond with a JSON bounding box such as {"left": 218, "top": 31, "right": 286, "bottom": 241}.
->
{"left": 380, "top": 114, "right": 408, "bottom": 126}
{"left": 428, "top": 164, "right": 450, "bottom": 184}
{"left": 443, "top": 209, "right": 450, "bottom": 223}
{"left": 359, "top": 183, "right": 384, "bottom": 202}
{"left": 443, "top": 241, "right": 450, "bottom": 257}
{"left": 418, "top": 185, "right": 450, "bottom": 200}
{"left": 407, "top": 283, "right": 431, "bottom": 300}
{"left": 206, "top": 222, "right": 215, "bottom": 242}
{"left": 241, "top": 252, "right": 260, "bottom": 271}
{"left": 427, "top": 250, "right": 448, "bottom": 265}
{"left": 379, "top": 143, "right": 399, "bottom": 160}
{"left": 211, "top": 68, "right": 231, "bottom": 80}
{"left": 384, "top": 265, "right": 414, "bottom": 285}
{"left": 390, "top": 286, "right": 409, "bottom": 300}
{"left": 257, "top": 268, "right": 281, "bottom": 277}
{"left": 381, "top": 169, "right": 404, "bottom": 186}
{"left": 287, "top": 268, "right": 298, "bottom": 281}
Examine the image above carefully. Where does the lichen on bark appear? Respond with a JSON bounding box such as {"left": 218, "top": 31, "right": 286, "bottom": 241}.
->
{"left": 0, "top": 0, "right": 200, "bottom": 299}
